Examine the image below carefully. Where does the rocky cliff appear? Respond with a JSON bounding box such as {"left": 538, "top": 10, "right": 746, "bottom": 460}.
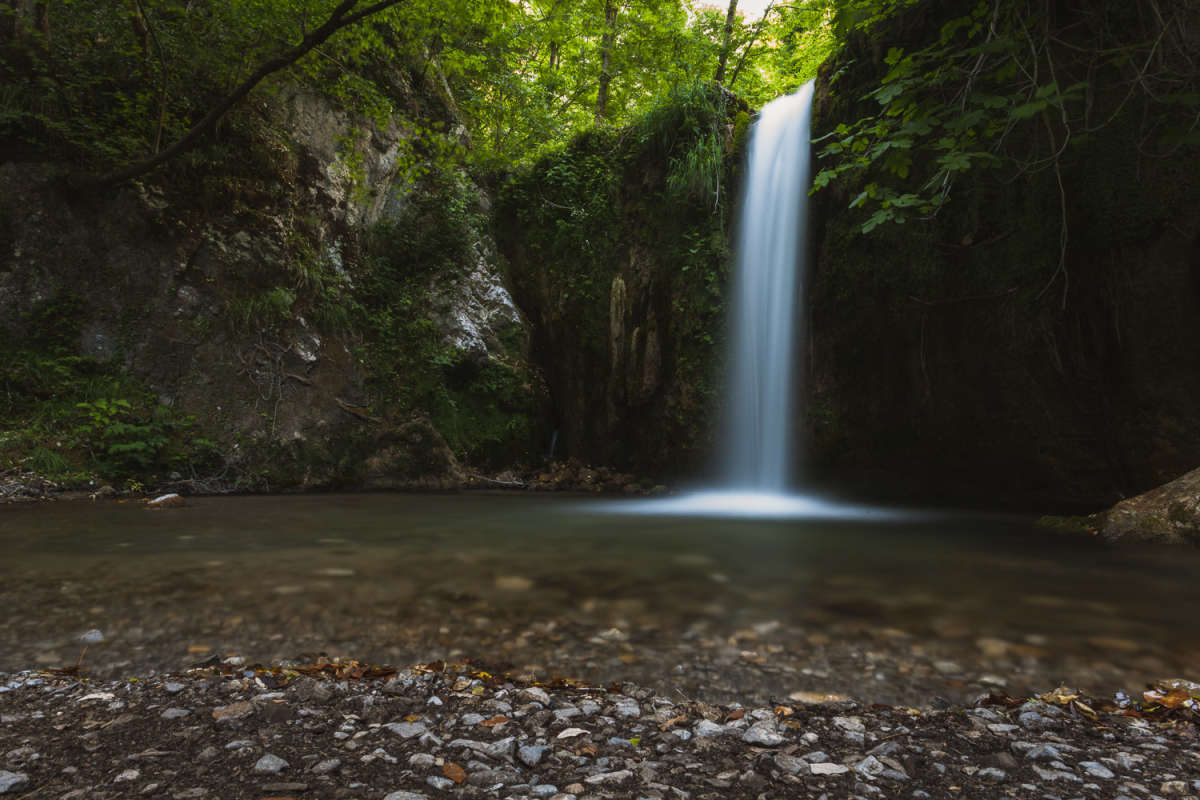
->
{"left": 0, "top": 81, "right": 540, "bottom": 492}
{"left": 495, "top": 87, "right": 748, "bottom": 479}
{"left": 805, "top": 2, "right": 1200, "bottom": 510}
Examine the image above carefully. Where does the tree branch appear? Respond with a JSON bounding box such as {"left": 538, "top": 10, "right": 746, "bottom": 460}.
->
{"left": 89, "top": 0, "right": 406, "bottom": 188}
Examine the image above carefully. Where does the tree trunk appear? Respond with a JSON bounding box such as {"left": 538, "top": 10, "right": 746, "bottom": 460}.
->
{"left": 595, "top": 0, "right": 617, "bottom": 123}
{"left": 728, "top": 0, "right": 773, "bottom": 89}
{"left": 714, "top": 0, "right": 738, "bottom": 84}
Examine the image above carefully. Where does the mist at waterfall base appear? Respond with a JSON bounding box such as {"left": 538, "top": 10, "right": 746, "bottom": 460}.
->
{"left": 601, "top": 82, "right": 898, "bottom": 520}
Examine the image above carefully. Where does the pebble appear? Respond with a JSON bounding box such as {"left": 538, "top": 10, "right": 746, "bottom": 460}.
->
{"left": 115, "top": 769, "right": 140, "bottom": 782}
{"left": 385, "top": 721, "right": 428, "bottom": 739}
{"left": 161, "top": 707, "right": 190, "bottom": 719}
{"left": 584, "top": 769, "right": 633, "bottom": 784}
{"left": 383, "top": 792, "right": 429, "bottom": 800}
{"left": 519, "top": 745, "right": 550, "bottom": 767}
{"left": 0, "top": 771, "right": 29, "bottom": 794}
{"left": 311, "top": 758, "right": 342, "bottom": 774}
{"left": 1080, "top": 760, "right": 1115, "bottom": 779}
{"left": 694, "top": 720, "right": 724, "bottom": 738}
{"left": 774, "top": 753, "right": 808, "bottom": 774}
{"left": 742, "top": 721, "right": 784, "bottom": 746}
{"left": 977, "top": 767, "right": 1006, "bottom": 781}
{"left": 253, "top": 754, "right": 289, "bottom": 773}
{"left": 811, "top": 762, "right": 850, "bottom": 776}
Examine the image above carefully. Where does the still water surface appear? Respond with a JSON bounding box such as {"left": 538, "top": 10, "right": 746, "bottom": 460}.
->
{"left": 1, "top": 493, "right": 1196, "bottom": 705}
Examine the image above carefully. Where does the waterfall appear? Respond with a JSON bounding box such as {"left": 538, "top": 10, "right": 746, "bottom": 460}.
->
{"left": 598, "top": 81, "right": 897, "bottom": 518}
{"left": 721, "top": 82, "right": 814, "bottom": 490}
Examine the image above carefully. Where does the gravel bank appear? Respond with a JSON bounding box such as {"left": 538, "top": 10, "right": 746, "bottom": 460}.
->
{"left": 2, "top": 663, "right": 1197, "bottom": 800}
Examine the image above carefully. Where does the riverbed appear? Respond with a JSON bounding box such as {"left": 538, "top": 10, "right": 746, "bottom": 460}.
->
{"left": 1, "top": 493, "right": 1196, "bottom": 707}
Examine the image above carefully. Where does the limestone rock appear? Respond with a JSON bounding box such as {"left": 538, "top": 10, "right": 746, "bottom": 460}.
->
{"left": 1101, "top": 465, "right": 1200, "bottom": 544}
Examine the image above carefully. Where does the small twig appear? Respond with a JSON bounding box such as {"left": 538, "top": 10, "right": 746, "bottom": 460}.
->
{"left": 469, "top": 473, "right": 526, "bottom": 488}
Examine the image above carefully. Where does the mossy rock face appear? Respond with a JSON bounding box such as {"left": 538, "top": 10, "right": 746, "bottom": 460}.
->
{"left": 361, "top": 417, "right": 465, "bottom": 490}
{"left": 496, "top": 85, "right": 745, "bottom": 478}
{"left": 1100, "top": 466, "right": 1200, "bottom": 545}
{"left": 805, "top": 3, "right": 1200, "bottom": 509}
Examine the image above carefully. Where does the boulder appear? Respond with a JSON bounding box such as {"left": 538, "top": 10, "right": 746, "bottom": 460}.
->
{"left": 1100, "top": 466, "right": 1200, "bottom": 544}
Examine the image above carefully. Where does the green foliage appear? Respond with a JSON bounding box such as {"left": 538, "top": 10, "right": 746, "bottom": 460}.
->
{"left": 0, "top": 296, "right": 220, "bottom": 482}
{"left": 812, "top": 0, "right": 1200, "bottom": 233}
{"left": 346, "top": 163, "right": 537, "bottom": 466}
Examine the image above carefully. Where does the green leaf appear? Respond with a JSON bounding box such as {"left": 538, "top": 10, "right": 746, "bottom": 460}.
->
{"left": 1010, "top": 100, "right": 1047, "bottom": 120}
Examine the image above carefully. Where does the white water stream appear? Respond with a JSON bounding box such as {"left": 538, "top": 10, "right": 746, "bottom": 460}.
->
{"left": 605, "top": 82, "right": 897, "bottom": 518}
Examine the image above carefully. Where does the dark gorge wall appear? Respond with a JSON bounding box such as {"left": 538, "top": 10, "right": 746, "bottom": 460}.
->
{"left": 805, "top": 1, "right": 1200, "bottom": 509}
{"left": 496, "top": 87, "right": 749, "bottom": 478}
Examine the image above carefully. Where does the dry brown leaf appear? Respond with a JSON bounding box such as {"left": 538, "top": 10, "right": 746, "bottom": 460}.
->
{"left": 480, "top": 716, "right": 509, "bottom": 727}
{"left": 443, "top": 762, "right": 466, "bottom": 783}
{"left": 1039, "top": 686, "right": 1079, "bottom": 705}
{"left": 725, "top": 709, "right": 745, "bottom": 722}
{"left": 404, "top": 714, "right": 422, "bottom": 723}
{"left": 1147, "top": 688, "right": 1192, "bottom": 709}
{"left": 575, "top": 742, "right": 598, "bottom": 756}
{"left": 773, "top": 705, "right": 794, "bottom": 717}
{"left": 658, "top": 714, "right": 687, "bottom": 731}
{"left": 618, "top": 653, "right": 638, "bottom": 664}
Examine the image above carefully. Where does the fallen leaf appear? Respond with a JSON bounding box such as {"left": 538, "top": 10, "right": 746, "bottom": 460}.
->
{"left": 557, "top": 727, "right": 588, "bottom": 739}
{"left": 575, "top": 742, "right": 598, "bottom": 756}
{"left": 186, "top": 645, "right": 212, "bottom": 655}
{"left": 725, "top": 709, "right": 745, "bottom": 722}
{"left": 1039, "top": 686, "right": 1079, "bottom": 705}
{"left": 618, "top": 653, "right": 638, "bottom": 664}
{"left": 1146, "top": 688, "right": 1192, "bottom": 709}
{"left": 658, "top": 714, "right": 687, "bottom": 731}
{"left": 404, "top": 714, "right": 422, "bottom": 723}
{"left": 443, "top": 762, "right": 466, "bottom": 783}
{"left": 773, "top": 705, "right": 794, "bottom": 717}
{"left": 1072, "top": 700, "right": 1098, "bottom": 720}
{"left": 480, "top": 716, "right": 508, "bottom": 727}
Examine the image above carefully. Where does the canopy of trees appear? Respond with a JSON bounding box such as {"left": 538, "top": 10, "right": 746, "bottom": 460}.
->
{"left": 2, "top": 0, "right": 1195, "bottom": 215}
{"left": 0, "top": 0, "right": 843, "bottom": 175}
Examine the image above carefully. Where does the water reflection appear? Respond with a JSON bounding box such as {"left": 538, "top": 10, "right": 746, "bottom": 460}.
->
{"left": 0, "top": 493, "right": 1197, "bottom": 706}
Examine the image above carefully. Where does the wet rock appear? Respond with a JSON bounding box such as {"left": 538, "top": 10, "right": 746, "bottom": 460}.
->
{"left": 254, "top": 754, "right": 289, "bottom": 773}
{"left": 1101, "top": 465, "right": 1200, "bottom": 544}
{"left": 977, "top": 767, "right": 1006, "bottom": 781}
{"left": 1080, "top": 760, "right": 1115, "bottom": 779}
{"left": 584, "top": 769, "right": 633, "bottom": 785}
{"left": 1032, "top": 765, "right": 1082, "bottom": 783}
{"left": 383, "top": 792, "right": 429, "bottom": 800}
{"left": 694, "top": 720, "right": 724, "bottom": 738}
{"left": 854, "top": 756, "right": 887, "bottom": 779}
{"left": 518, "top": 745, "right": 550, "bottom": 767}
{"left": 290, "top": 676, "right": 334, "bottom": 704}
{"left": 0, "top": 772, "right": 29, "bottom": 795}
{"left": 774, "top": 753, "right": 809, "bottom": 774}
{"left": 385, "top": 721, "right": 428, "bottom": 739}
{"left": 311, "top": 758, "right": 341, "bottom": 774}
{"left": 742, "top": 722, "right": 784, "bottom": 747}
{"left": 810, "top": 763, "right": 850, "bottom": 776}
{"left": 1018, "top": 742, "right": 1063, "bottom": 761}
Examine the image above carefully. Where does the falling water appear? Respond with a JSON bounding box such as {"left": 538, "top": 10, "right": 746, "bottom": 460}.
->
{"left": 597, "top": 81, "right": 899, "bottom": 518}
{"left": 721, "top": 82, "right": 814, "bottom": 490}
